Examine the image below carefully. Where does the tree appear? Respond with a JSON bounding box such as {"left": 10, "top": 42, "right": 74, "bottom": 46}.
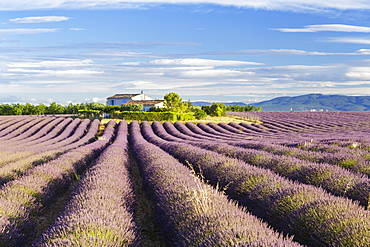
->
{"left": 65, "top": 103, "right": 81, "bottom": 114}
{"left": 0, "top": 104, "right": 14, "bottom": 115}
{"left": 164, "top": 92, "right": 182, "bottom": 110}
{"left": 202, "top": 103, "right": 226, "bottom": 117}
{"left": 46, "top": 102, "right": 65, "bottom": 114}
{"left": 22, "top": 103, "right": 36, "bottom": 115}
{"left": 12, "top": 103, "right": 25, "bottom": 115}
{"left": 188, "top": 105, "right": 207, "bottom": 119}
{"left": 35, "top": 104, "right": 47, "bottom": 115}
{"left": 225, "top": 104, "right": 262, "bottom": 112}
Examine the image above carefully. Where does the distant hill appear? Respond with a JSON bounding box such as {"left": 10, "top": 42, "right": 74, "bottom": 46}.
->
{"left": 251, "top": 94, "right": 370, "bottom": 111}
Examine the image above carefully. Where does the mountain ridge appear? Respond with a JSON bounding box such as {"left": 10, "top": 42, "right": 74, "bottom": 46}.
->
{"left": 250, "top": 94, "right": 370, "bottom": 111}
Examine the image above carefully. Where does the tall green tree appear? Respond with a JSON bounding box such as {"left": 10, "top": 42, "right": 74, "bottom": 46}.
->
{"left": 202, "top": 103, "right": 226, "bottom": 117}
{"left": 46, "top": 102, "right": 65, "bottom": 114}
{"left": 164, "top": 92, "right": 182, "bottom": 111}
{"left": 35, "top": 104, "right": 47, "bottom": 115}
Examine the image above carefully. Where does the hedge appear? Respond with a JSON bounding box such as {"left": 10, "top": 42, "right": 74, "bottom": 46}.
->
{"left": 114, "top": 111, "right": 194, "bottom": 121}
{"left": 77, "top": 110, "right": 101, "bottom": 119}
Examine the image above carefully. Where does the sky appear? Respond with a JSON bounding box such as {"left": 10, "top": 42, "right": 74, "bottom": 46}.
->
{"left": 1, "top": 1, "right": 370, "bottom": 105}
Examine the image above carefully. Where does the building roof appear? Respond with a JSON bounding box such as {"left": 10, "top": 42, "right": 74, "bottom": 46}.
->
{"left": 123, "top": 100, "right": 164, "bottom": 106}
{"left": 107, "top": 94, "right": 141, "bottom": 99}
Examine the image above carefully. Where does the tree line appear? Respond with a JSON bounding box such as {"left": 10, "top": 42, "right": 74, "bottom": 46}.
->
{"left": 0, "top": 92, "right": 261, "bottom": 118}
{"left": 0, "top": 102, "right": 108, "bottom": 116}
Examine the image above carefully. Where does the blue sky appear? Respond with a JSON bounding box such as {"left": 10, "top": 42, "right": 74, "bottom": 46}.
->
{"left": 1, "top": 1, "right": 370, "bottom": 105}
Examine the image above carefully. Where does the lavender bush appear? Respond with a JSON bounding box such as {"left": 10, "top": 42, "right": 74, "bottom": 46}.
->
{"left": 131, "top": 121, "right": 301, "bottom": 247}
{"left": 0, "top": 119, "right": 100, "bottom": 185}
{"left": 37, "top": 121, "right": 139, "bottom": 246}
{"left": 0, "top": 120, "right": 116, "bottom": 246}
{"left": 141, "top": 122, "right": 370, "bottom": 246}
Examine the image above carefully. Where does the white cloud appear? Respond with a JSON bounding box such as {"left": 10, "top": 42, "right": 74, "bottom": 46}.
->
{"left": 324, "top": 37, "right": 370, "bottom": 44}
{"left": 272, "top": 24, "right": 370, "bottom": 33}
{"left": 1, "top": 49, "right": 370, "bottom": 104}
{"left": 9, "top": 16, "right": 70, "bottom": 23}
{"left": 0, "top": 28, "right": 59, "bottom": 35}
{"left": 125, "top": 80, "right": 163, "bottom": 89}
{"left": 7, "top": 59, "right": 94, "bottom": 68}
{"left": 6, "top": 68, "right": 103, "bottom": 77}
{"left": 205, "top": 48, "right": 370, "bottom": 56}
{"left": 1, "top": 0, "right": 370, "bottom": 11}
{"left": 346, "top": 67, "right": 370, "bottom": 80}
{"left": 206, "top": 49, "right": 329, "bottom": 56}
{"left": 147, "top": 58, "right": 263, "bottom": 66}
{"left": 163, "top": 69, "right": 253, "bottom": 78}
{"left": 70, "top": 28, "right": 85, "bottom": 31}
{"left": 357, "top": 49, "right": 370, "bottom": 54}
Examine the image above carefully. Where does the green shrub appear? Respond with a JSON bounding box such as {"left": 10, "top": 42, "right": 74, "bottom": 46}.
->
{"left": 115, "top": 111, "right": 194, "bottom": 121}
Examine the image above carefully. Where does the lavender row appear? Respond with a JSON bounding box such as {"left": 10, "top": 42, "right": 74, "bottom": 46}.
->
{"left": 38, "top": 121, "right": 139, "bottom": 246}
{"left": 229, "top": 140, "right": 370, "bottom": 178}
{"left": 0, "top": 116, "right": 20, "bottom": 130}
{"left": 0, "top": 117, "right": 66, "bottom": 149}
{"left": 0, "top": 119, "right": 100, "bottom": 186}
{"left": 0, "top": 116, "right": 57, "bottom": 144}
{"left": 0, "top": 116, "right": 36, "bottom": 138}
{"left": 176, "top": 120, "right": 370, "bottom": 175}
{"left": 0, "top": 120, "right": 115, "bottom": 246}
{"left": 141, "top": 122, "right": 370, "bottom": 246}
{"left": 5, "top": 117, "right": 75, "bottom": 150}
{"left": 0, "top": 118, "right": 89, "bottom": 170}
{"left": 130, "top": 121, "right": 301, "bottom": 246}
{"left": 229, "top": 111, "right": 370, "bottom": 138}
{"left": 198, "top": 141, "right": 370, "bottom": 208}
{"left": 146, "top": 121, "right": 370, "bottom": 207}
{"left": 7, "top": 118, "right": 79, "bottom": 152}
{"left": 0, "top": 116, "right": 46, "bottom": 140}
{"left": 0, "top": 118, "right": 77, "bottom": 166}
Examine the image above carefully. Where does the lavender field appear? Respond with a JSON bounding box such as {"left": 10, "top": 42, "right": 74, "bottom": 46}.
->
{"left": 1, "top": 112, "right": 370, "bottom": 246}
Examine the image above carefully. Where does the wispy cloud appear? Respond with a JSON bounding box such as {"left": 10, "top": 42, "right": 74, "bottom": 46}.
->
{"left": 203, "top": 48, "right": 370, "bottom": 56}
{"left": 6, "top": 68, "right": 103, "bottom": 76}
{"left": 1, "top": 52, "right": 370, "bottom": 103}
{"left": 0, "top": 39, "right": 17, "bottom": 43}
{"left": 145, "top": 58, "right": 263, "bottom": 66}
{"left": 62, "top": 41, "right": 200, "bottom": 49}
{"left": 70, "top": 28, "right": 85, "bottom": 31}
{"left": 272, "top": 24, "right": 370, "bottom": 33}
{"left": 204, "top": 49, "right": 329, "bottom": 56}
{"left": 1, "top": 0, "right": 370, "bottom": 11}
{"left": 7, "top": 59, "right": 94, "bottom": 68}
{"left": 9, "top": 16, "right": 70, "bottom": 23}
{"left": 0, "top": 28, "right": 59, "bottom": 35}
{"left": 323, "top": 37, "right": 370, "bottom": 44}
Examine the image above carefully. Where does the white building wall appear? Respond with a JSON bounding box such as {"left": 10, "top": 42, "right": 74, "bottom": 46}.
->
{"left": 132, "top": 94, "right": 152, "bottom": 101}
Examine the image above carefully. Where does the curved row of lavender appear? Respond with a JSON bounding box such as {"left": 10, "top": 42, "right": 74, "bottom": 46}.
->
{"left": 1, "top": 112, "right": 370, "bottom": 246}
{"left": 0, "top": 116, "right": 57, "bottom": 144}
{"left": 0, "top": 120, "right": 116, "bottom": 246}
{"left": 0, "top": 118, "right": 102, "bottom": 186}
{"left": 0, "top": 117, "right": 76, "bottom": 165}
{"left": 37, "top": 121, "right": 139, "bottom": 246}
{"left": 0, "top": 117, "right": 72, "bottom": 150}
{"left": 167, "top": 113, "right": 370, "bottom": 177}
{"left": 149, "top": 121, "right": 370, "bottom": 208}
{"left": 141, "top": 121, "right": 370, "bottom": 246}
{"left": 230, "top": 111, "right": 370, "bottom": 140}
{"left": 227, "top": 140, "right": 370, "bottom": 177}
{"left": 0, "top": 116, "right": 44, "bottom": 139}
{"left": 130, "top": 120, "right": 301, "bottom": 246}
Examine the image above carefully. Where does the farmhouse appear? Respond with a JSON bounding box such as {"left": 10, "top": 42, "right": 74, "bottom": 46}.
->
{"left": 107, "top": 93, "right": 164, "bottom": 111}
{"left": 107, "top": 93, "right": 152, "bottom": 105}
